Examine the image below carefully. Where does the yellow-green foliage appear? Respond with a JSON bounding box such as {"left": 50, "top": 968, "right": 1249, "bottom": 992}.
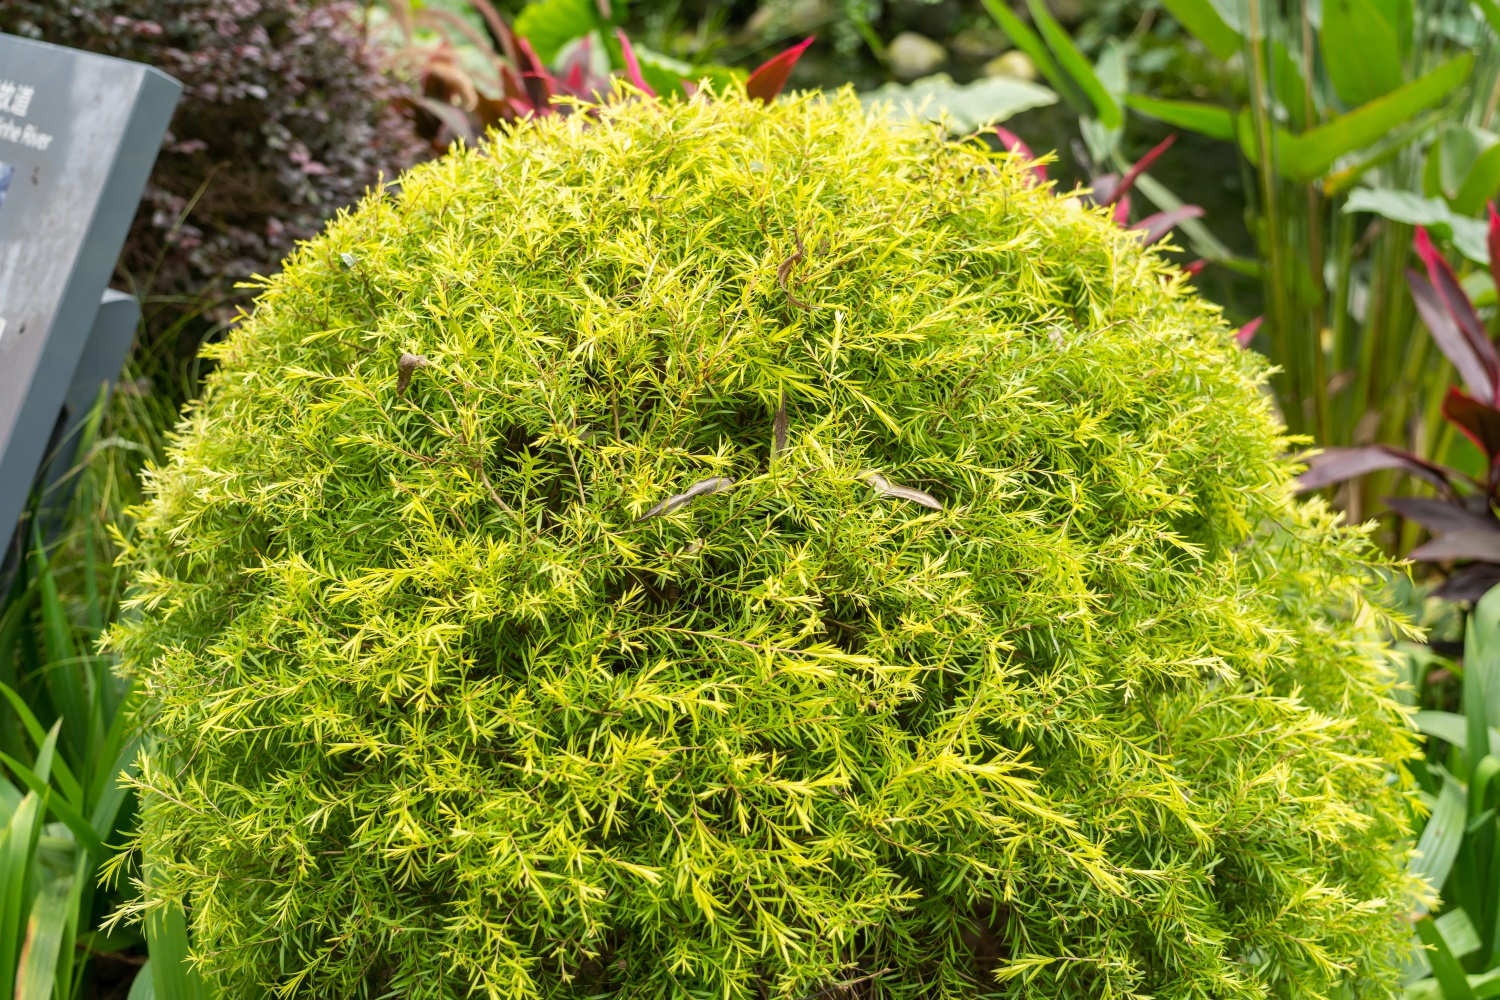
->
{"left": 108, "top": 88, "right": 1423, "bottom": 999}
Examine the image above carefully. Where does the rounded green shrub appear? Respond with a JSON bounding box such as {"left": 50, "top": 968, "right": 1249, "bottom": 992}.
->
{"left": 109, "top": 88, "right": 1422, "bottom": 999}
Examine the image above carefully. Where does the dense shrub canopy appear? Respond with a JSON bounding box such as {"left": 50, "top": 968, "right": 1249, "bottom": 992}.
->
{"left": 110, "top": 89, "right": 1421, "bottom": 999}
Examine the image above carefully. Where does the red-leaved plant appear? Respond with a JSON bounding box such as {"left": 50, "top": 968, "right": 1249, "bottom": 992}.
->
{"left": 388, "top": 0, "right": 812, "bottom": 147}
{"left": 992, "top": 129, "right": 1267, "bottom": 344}
{"left": 1300, "top": 204, "right": 1500, "bottom": 601}
{"left": 994, "top": 130, "right": 1205, "bottom": 252}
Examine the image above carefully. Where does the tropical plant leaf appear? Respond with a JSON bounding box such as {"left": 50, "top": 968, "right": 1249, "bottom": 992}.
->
{"left": 745, "top": 37, "right": 812, "bottom": 103}
{"left": 1434, "top": 563, "right": 1500, "bottom": 603}
{"left": 1416, "top": 226, "right": 1495, "bottom": 386}
{"left": 14, "top": 875, "right": 75, "bottom": 1000}
{"left": 1134, "top": 206, "right": 1205, "bottom": 246}
{"left": 1386, "top": 496, "right": 1498, "bottom": 537}
{"left": 1444, "top": 388, "right": 1500, "bottom": 463}
{"left": 1346, "top": 188, "right": 1491, "bottom": 265}
{"left": 1024, "top": 0, "right": 1121, "bottom": 127}
{"left": 613, "top": 29, "right": 655, "bottom": 97}
{"left": 1407, "top": 269, "right": 1495, "bottom": 402}
{"left": 514, "top": 0, "right": 606, "bottom": 64}
{"left": 144, "top": 898, "right": 209, "bottom": 1000}
{"left": 1298, "top": 445, "right": 1457, "bottom": 494}
{"left": 1125, "top": 94, "right": 1236, "bottom": 142}
{"left": 1271, "top": 54, "right": 1473, "bottom": 182}
{"left": 1410, "top": 772, "right": 1467, "bottom": 895}
{"left": 976, "top": 0, "right": 1077, "bottom": 110}
{"left": 861, "top": 74, "right": 1057, "bottom": 133}
{"left": 1320, "top": 0, "right": 1404, "bottom": 106}
{"left": 1417, "top": 912, "right": 1480, "bottom": 999}
{"left": 1412, "top": 530, "right": 1500, "bottom": 564}
{"left": 1157, "top": 0, "right": 1241, "bottom": 60}
{"left": 994, "top": 126, "right": 1046, "bottom": 184}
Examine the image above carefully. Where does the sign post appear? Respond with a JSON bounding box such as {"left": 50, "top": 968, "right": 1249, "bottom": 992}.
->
{"left": 0, "top": 33, "right": 180, "bottom": 560}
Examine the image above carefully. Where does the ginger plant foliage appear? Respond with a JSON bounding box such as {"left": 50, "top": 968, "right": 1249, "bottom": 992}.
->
{"left": 109, "top": 89, "right": 1424, "bottom": 999}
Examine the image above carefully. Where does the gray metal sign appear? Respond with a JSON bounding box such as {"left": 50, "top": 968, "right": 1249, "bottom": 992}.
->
{"left": 0, "top": 33, "right": 180, "bottom": 558}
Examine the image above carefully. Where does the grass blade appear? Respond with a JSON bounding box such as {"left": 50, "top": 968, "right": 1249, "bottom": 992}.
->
{"left": 14, "top": 875, "right": 75, "bottom": 1000}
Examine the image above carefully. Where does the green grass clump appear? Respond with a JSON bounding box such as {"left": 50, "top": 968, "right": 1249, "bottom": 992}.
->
{"left": 107, "top": 87, "right": 1424, "bottom": 998}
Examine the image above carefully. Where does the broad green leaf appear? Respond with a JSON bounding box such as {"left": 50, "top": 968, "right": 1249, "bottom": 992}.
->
{"left": 861, "top": 74, "right": 1058, "bottom": 134}
{"left": 146, "top": 899, "right": 209, "bottom": 1000}
{"left": 126, "top": 962, "right": 155, "bottom": 1000}
{"left": 1126, "top": 94, "right": 1237, "bottom": 141}
{"left": 1437, "top": 907, "right": 1483, "bottom": 960}
{"left": 1477, "top": 0, "right": 1500, "bottom": 38}
{"left": 1343, "top": 188, "right": 1490, "bottom": 265}
{"left": 1024, "top": 0, "right": 1121, "bottom": 127}
{"left": 1271, "top": 54, "right": 1473, "bottom": 182}
{"left": 1417, "top": 710, "right": 1500, "bottom": 758}
{"left": 0, "top": 750, "right": 107, "bottom": 857}
{"left": 1417, "top": 914, "right": 1480, "bottom": 999}
{"left": 1455, "top": 142, "right": 1500, "bottom": 218}
{"left": 14, "top": 875, "right": 74, "bottom": 1000}
{"left": 1426, "top": 127, "right": 1499, "bottom": 206}
{"left": 1, "top": 791, "right": 46, "bottom": 994}
{"left": 1321, "top": 0, "right": 1404, "bottom": 106}
{"left": 1410, "top": 772, "right": 1466, "bottom": 897}
{"left": 0, "top": 682, "right": 82, "bottom": 807}
{"left": 514, "top": 0, "right": 605, "bottom": 65}
{"left": 1158, "top": 0, "right": 1241, "bottom": 60}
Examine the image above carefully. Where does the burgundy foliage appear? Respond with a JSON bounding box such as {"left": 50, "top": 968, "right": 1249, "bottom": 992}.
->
{"left": 1300, "top": 205, "right": 1500, "bottom": 601}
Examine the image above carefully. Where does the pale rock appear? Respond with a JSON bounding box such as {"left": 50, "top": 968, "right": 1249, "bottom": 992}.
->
{"left": 983, "top": 50, "right": 1038, "bottom": 81}
{"left": 887, "top": 31, "right": 947, "bottom": 81}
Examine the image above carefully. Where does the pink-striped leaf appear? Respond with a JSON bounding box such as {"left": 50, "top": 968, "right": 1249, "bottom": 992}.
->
{"left": 1235, "top": 315, "right": 1262, "bottom": 346}
{"left": 995, "top": 126, "right": 1046, "bottom": 184}
{"left": 1134, "top": 205, "right": 1204, "bottom": 246}
{"left": 1105, "top": 134, "right": 1177, "bottom": 207}
{"left": 1415, "top": 226, "right": 1495, "bottom": 399}
{"left": 615, "top": 29, "right": 656, "bottom": 97}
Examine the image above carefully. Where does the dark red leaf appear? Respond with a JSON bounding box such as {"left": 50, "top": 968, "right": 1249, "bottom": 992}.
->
{"left": 1443, "top": 387, "right": 1500, "bottom": 463}
{"left": 1415, "top": 227, "right": 1495, "bottom": 400}
{"left": 515, "top": 36, "right": 557, "bottom": 112}
{"left": 1134, "top": 205, "right": 1204, "bottom": 246}
{"left": 1112, "top": 194, "right": 1132, "bottom": 227}
{"left": 1409, "top": 269, "right": 1495, "bottom": 403}
{"left": 1183, "top": 259, "right": 1207, "bottom": 278}
{"left": 1433, "top": 563, "right": 1500, "bottom": 602}
{"left": 746, "top": 36, "right": 814, "bottom": 103}
{"left": 1105, "top": 134, "right": 1177, "bottom": 207}
{"left": 1411, "top": 529, "right": 1500, "bottom": 563}
{"left": 1385, "top": 495, "right": 1498, "bottom": 537}
{"left": 994, "top": 126, "right": 1046, "bottom": 184}
{"left": 1489, "top": 202, "right": 1500, "bottom": 298}
{"left": 614, "top": 29, "right": 656, "bottom": 97}
{"left": 1297, "top": 444, "right": 1456, "bottom": 495}
{"left": 403, "top": 96, "right": 476, "bottom": 143}
{"left": 1235, "top": 316, "right": 1262, "bottom": 347}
